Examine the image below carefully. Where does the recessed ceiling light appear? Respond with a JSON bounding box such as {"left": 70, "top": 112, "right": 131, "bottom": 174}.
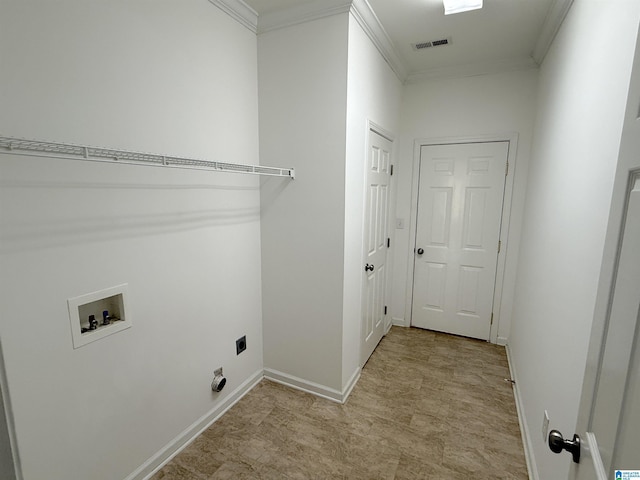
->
{"left": 442, "top": 0, "right": 483, "bottom": 15}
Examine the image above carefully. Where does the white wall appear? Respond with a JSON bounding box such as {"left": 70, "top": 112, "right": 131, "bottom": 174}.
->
{"left": 259, "top": 10, "right": 403, "bottom": 396}
{"left": 343, "top": 14, "right": 403, "bottom": 387}
{"left": 507, "top": 1, "right": 640, "bottom": 479}
{"left": 392, "top": 69, "right": 539, "bottom": 343}
{"left": 259, "top": 14, "right": 350, "bottom": 394}
{"left": 0, "top": 1, "right": 263, "bottom": 479}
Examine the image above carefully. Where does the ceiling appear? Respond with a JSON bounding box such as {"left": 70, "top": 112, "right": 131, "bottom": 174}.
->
{"left": 243, "top": 0, "right": 558, "bottom": 81}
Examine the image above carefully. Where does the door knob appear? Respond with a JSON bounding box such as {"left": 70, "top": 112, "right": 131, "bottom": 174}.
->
{"left": 416, "top": 248, "right": 424, "bottom": 255}
{"left": 365, "top": 264, "right": 374, "bottom": 272}
{"left": 548, "top": 430, "right": 580, "bottom": 463}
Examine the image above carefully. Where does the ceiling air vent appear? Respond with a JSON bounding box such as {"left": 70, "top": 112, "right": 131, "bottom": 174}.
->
{"left": 412, "top": 37, "right": 452, "bottom": 51}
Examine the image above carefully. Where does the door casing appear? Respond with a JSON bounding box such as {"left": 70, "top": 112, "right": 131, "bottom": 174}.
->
{"left": 405, "top": 133, "right": 519, "bottom": 344}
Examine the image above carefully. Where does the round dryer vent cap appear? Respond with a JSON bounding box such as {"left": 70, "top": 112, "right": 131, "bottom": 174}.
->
{"left": 211, "top": 374, "right": 227, "bottom": 393}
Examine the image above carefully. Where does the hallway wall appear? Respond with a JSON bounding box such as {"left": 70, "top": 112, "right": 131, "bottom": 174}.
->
{"left": 507, "top": 1, "right": 640, "bottom": 478}
{"left": 259, "top": 13, "right": 350, "bottom": 394}
{"left": 0, "top": 1, "right": 263, "bottom": 479}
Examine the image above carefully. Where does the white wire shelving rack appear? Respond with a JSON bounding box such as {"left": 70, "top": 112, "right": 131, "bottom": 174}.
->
{"left": 0, "top": 135, "right": 295, "bottom": 179}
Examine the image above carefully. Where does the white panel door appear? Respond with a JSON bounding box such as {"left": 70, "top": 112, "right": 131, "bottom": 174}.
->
{"left": 411, "top": 142, "right": 508, "bottom": 340}
{"left": 361, "top": 131, "right": 392, "bottom": 365}
{"left": 568, "top": 173, "right": 640, "bottom": 480}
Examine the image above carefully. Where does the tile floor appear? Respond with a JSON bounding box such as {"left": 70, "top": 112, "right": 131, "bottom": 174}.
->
{"left": 152, "top": 327, "right": 528, "bottom": 479}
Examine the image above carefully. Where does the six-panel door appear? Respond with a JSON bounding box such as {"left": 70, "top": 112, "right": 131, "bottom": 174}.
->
{"left": 412, "top": 142, "right": 508, "bottom": 340}
{"left": 361, "top": 131, "right": 392, "bottom": 365}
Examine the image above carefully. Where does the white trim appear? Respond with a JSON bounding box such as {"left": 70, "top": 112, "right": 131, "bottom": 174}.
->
{"left": 367, "top": 120, "right": 395, "bottom": 142}
{"left": 341, "top": 367, "right": 361, "bottom": 403}
{"left": 405, "top": 133, "right": 519, "bottom": 345}
{"left": 584, "top": 432, "right": 608, "bottom": 480}
{"left": 491, "top": 134, "right": 519, "bottom": 344}
{"left": 405, "top": 56, "right": 538, "bottom": 84}
{"left": 264, "top": 368, "right": 344, "bottom": 403}
{"left": 392, "top": 317, "right": 406, "bottom": 327}
{"left": 350, "top": 0, "right": 407, "bottom": 81}
{"left": 506, "top": 344, "right": 539, "bottom": 480}
{"left": 134, "top": 369, "right": 263, "bottom": 480}
{"left": 211, "top": 0, "right": 570, "bottom": 81}
{"left": 130, "top": 364, "right": 362, "bottom": 479}
{"left": 263, "top": 367, "right": 361, "bottom": 404}
{"left": 207, "top": 0, "right": 258, "bottom": 34}
{"left": 256, "top": 0, "right": 351, "bottom": 34}
{"left": 255, "top": 0, "right": 406, "bottom": 82}
{"left": 532, "top": 0, "right": 575, "bottom": 65}
{"left": 496, "top": 336, "right": 508, "bottom": 347}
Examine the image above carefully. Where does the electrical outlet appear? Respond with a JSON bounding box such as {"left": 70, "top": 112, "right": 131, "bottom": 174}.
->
{"left": 214, "top": 367, "right": 223, "bottom": 377}
{"left": 236, "top": 335, "right": 247, "bottom": 355}
{"left": 542, "top": 410, "right": 550, "bottom": 441}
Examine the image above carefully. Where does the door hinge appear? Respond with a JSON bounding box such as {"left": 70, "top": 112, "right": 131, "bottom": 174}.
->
{"left": 384, "top": 306, "right": 388, "bottom": 315}
{"left": 390, "top": 165, "right": 394, "bottom": 176}
{"left": 387, "top": 237, "right": 390, "bottom": 248}
{"left": 498, "top": 240, "right": 501, "bottom": 253}
{"left": 505, "top": 160, "right": 509, "bottom": 176}
{"left": 491, "top": 312, "right": 494, "bottom": 325}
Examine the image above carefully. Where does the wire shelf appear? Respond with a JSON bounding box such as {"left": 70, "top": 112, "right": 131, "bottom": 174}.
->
{"left": 0, "top": 135, "right": 295, "bottom": 179}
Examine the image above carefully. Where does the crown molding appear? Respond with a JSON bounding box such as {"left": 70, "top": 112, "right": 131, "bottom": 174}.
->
{"left": 532, "top": 0, "right": 575, "bottom": 64}
{"left": 350, "top": 0, "right": 407, "bottom": 81}
{"left": 405, "top": 56, "right": 538, "bottom": 84}
{"left": 257, "top": 0, "right": 352, "bottom": 34}
{"left": 207, "top": 0, "right": 258, "bottom": 34}
{"left": 254, "top": 0, "right": 406, "bottom": 82}
{"left": 207, "top": 0, "right": 560, "bottom": 84}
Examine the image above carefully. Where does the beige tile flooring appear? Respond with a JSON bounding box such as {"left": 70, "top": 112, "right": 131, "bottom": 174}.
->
{"left": 152, "top": 327, "right": 528, "bottom": 479}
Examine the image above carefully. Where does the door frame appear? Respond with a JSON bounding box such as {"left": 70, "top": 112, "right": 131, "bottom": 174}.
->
{"left": 404, "top": 133, "right": 519, "bottom": 344}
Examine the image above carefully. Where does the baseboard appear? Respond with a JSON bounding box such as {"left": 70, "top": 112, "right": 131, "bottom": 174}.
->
{"left": 129, "top": 364, "right": 362, "bottom": 479}
{"left": 391, "top": 317, "right": 405, "bottom": 327}
{"left": 497, "top": 336, "right": 508, "bottom": 346}
{"left": 341, "top": 367, "right": 361, "bottom": 403}
{"left": 263, "top": 368, "right": 346, "bottom": 403}
{"left": 129, "top": 368, "right": 264, "bottom": 480}
{"left": 505, "top": 344, "right": 538, "bottom": 480}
